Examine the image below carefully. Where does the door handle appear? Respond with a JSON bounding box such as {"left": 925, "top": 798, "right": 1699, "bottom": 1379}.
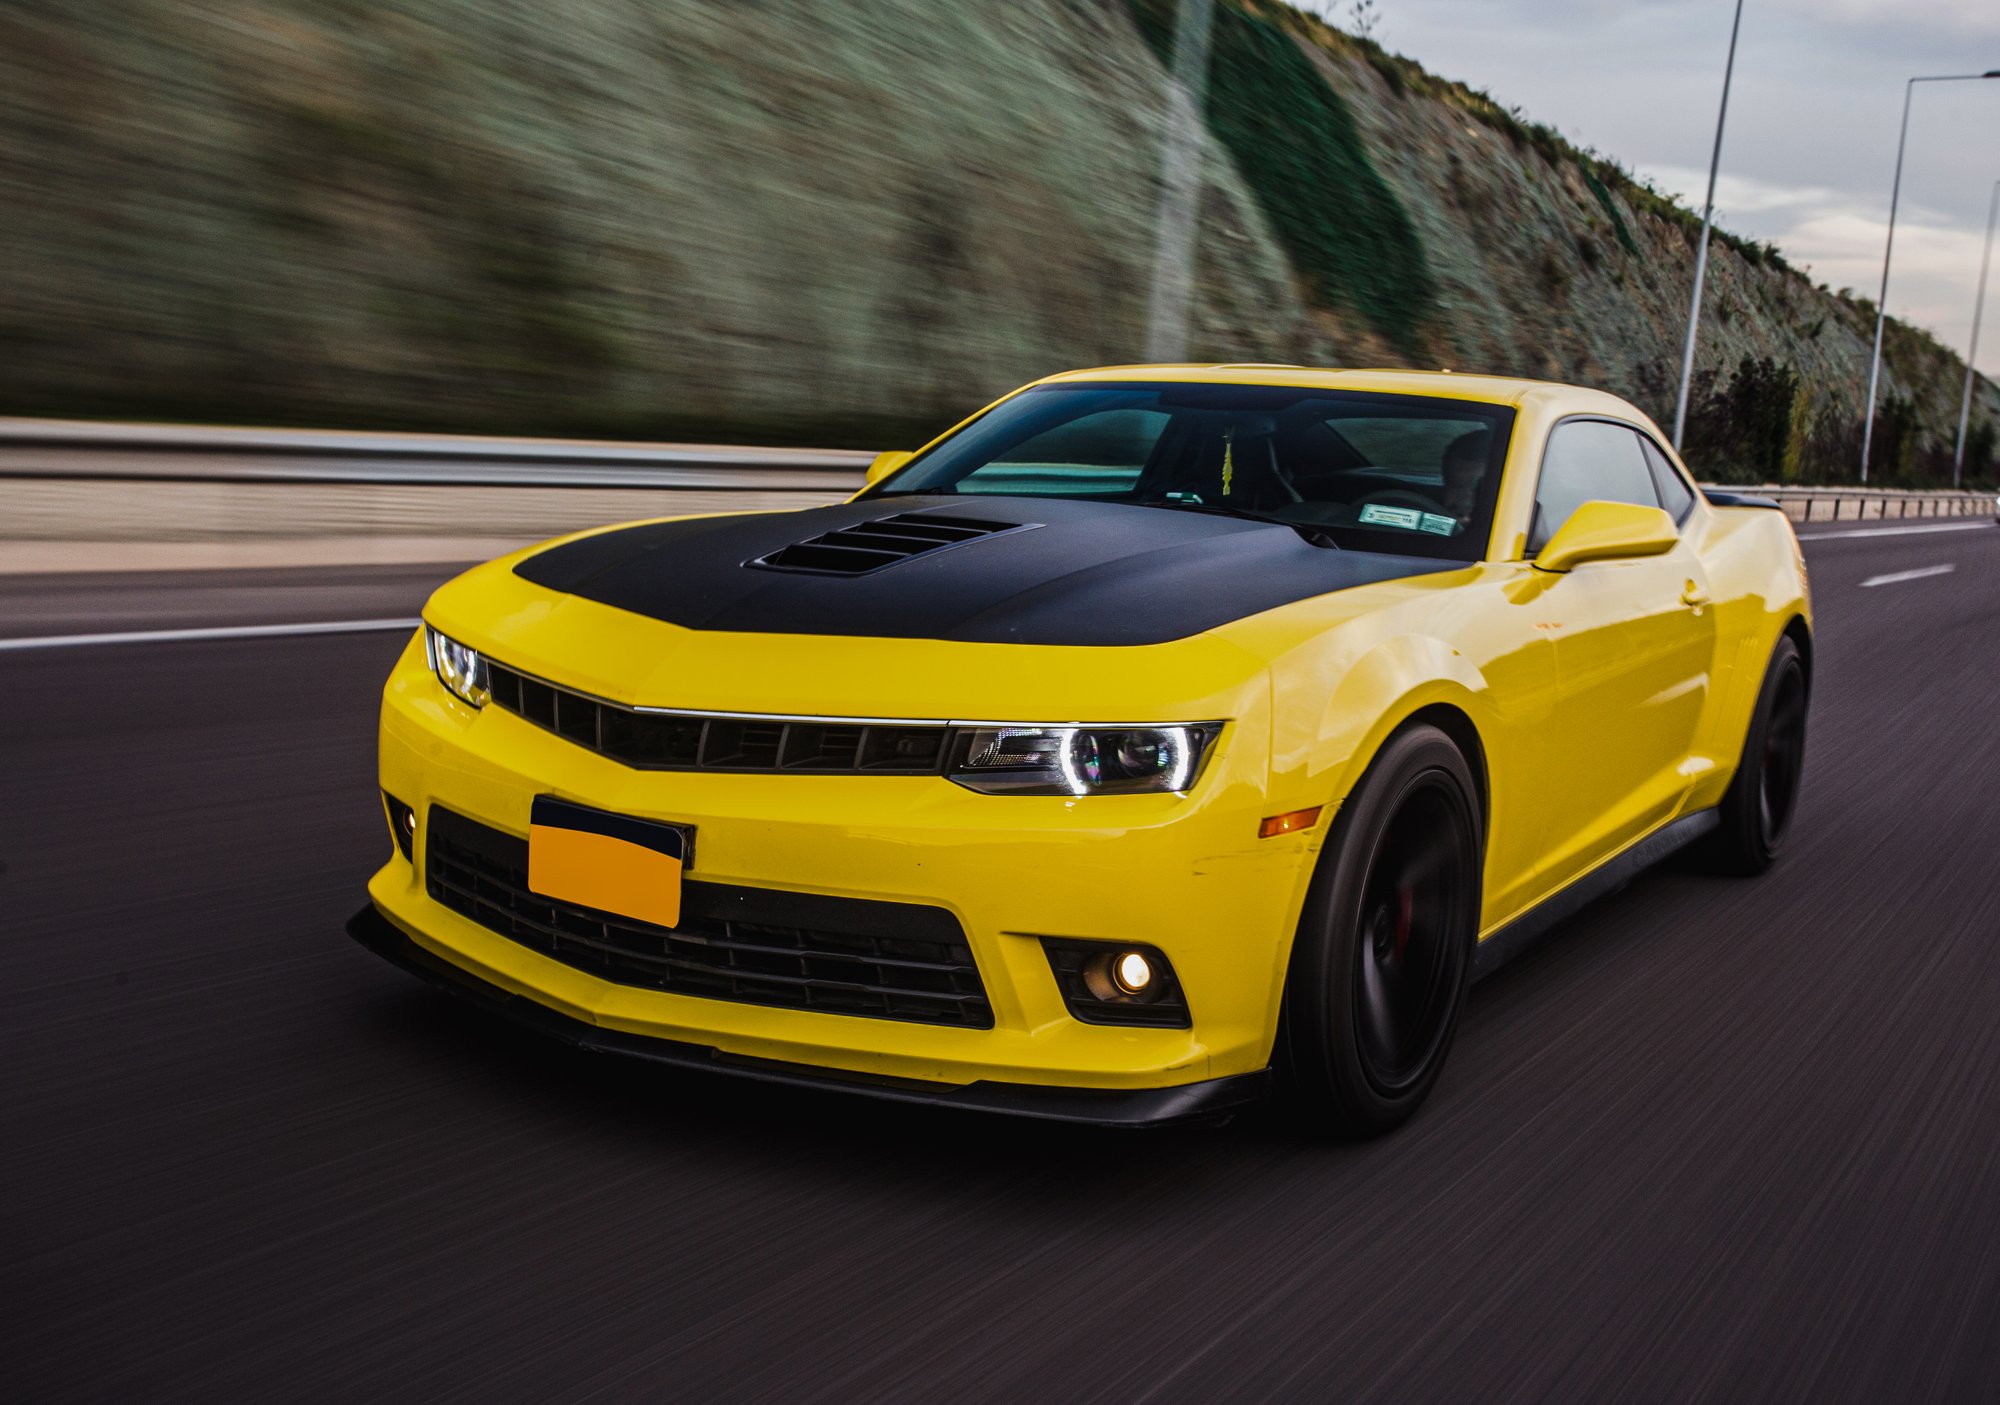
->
{"left": 1681, "top": 581, "right": 1710, "bottom": 609}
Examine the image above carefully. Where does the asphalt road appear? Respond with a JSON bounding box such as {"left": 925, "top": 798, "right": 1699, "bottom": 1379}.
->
{"left": 5, "top": 521, "right": 1999, "bottom": 1403}
{"left": 0, "top": 563, "right": 456, "bottom": 639}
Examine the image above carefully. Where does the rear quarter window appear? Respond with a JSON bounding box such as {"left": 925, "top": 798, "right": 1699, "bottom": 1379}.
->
{"left": 1639, "top": 437, "right": 1697, "bottom": 524}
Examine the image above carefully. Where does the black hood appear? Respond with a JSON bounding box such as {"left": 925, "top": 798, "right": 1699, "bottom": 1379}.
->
{"left": 513, "top": 495, "right": 1455, "bottom": 646}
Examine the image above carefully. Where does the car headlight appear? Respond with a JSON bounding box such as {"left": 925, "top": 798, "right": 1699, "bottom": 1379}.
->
{"left": 424, "top": 624, "right": 489, "bottom": 708}
{"left": 947, "top": 724, "right": 1222, "bottom": 795}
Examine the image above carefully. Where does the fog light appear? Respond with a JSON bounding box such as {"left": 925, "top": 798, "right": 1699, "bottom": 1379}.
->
{"left": 1044, "top": 938, "right": 1186, "bottom": 1024}
{"left": 383, "top": 792, "right": 417, "bottom": 863}
{"left": 1112, "top": 950, "right": 1154, "bottom": 995}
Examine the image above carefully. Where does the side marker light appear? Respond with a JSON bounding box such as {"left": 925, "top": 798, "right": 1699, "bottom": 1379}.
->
{"left": 1258, "top": 806, "right": 1324, "bottom": 839}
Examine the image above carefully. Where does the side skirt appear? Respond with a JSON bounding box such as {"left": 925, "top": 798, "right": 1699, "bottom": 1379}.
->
{"left": 1472, "top": 807, "right": 1720, "bottom": 982}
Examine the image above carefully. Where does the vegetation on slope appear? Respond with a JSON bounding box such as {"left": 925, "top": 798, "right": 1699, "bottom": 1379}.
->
{"left": 0, "top": 0, "right": 1991, "bottom": 482}
{"left": 1124, "top": 0, "right": 1435, "bottom": 352}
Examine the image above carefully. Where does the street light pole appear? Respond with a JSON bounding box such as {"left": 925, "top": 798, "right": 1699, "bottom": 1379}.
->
{"left": 1672, "top": 0, "right": 1746, "bottom": 452}
{"left": 1953, "top": 179, "right": 2000, "bottom": 485}
{"left": 1144, "top": 0, "right": 1215, "bottom": 363}
{"left": 1861, "top": 71, "right": 2000, "bottom": 483}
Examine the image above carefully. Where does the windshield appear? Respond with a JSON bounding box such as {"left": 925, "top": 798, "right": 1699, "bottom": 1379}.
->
{"left": 872, "top": 382, "right": 1517, "bottom": 560}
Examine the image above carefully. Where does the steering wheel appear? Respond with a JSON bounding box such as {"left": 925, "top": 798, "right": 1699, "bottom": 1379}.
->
{"left": 1355, "top": 488, "right": 1446, "bottom": 516}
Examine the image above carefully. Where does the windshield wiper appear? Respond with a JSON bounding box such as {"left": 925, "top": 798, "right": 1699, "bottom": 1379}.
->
{"left": 1138, "top": 499, "right": 1341, "bottom": 549}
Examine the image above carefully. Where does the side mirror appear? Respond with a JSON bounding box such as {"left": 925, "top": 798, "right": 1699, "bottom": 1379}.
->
{"left": 864, "top": 449, "right": 913, "bottom": 487}
{"left": 1534, "top": 500, "right": 1678, "bottom": 573}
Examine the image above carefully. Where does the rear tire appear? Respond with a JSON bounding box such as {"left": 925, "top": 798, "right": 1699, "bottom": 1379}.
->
{"left": 1279, "top": 724, "right": 1481, "bottom": 1137}
{"left": 1700, "top": 634, "right": 1808, "bottom": 875}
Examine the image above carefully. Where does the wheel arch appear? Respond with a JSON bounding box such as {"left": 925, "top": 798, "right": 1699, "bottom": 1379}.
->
{"left": 1780, "top": 613, "right": 1813, "bottom": 701}
{"left": 1306, "top": 643, "right": 1498, "bottom": 828}
{"left": 1309, "top": 694, "right": 1492, "bottom": 840}
{"left": 1395, "top": 702, "right": 1490, "bottom": 834}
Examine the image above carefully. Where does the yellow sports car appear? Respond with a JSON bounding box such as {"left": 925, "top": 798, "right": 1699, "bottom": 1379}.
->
{"left": 349, "top": 366, "right": 1811, "bottom": 1133}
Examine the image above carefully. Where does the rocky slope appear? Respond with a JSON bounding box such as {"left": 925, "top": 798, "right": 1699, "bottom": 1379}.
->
{"left": 3, "top": 0, "right": 1993, "bottom": 482}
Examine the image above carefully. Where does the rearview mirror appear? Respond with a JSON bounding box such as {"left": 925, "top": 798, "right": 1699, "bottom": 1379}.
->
{"left": 864, "top": 449, "right": 913, "bottom": 487}
{"left": 1533, "top": 500, "right": 1678, "bottom": 573}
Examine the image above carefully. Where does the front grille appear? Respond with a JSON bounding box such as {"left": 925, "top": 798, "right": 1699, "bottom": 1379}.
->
{"left": 750, "top": 511, "right": 1031, "bottom": 576}
{"left": 425, "top": 805, "right": 993, "bottom": 1028}
{"left": 486, "top": 663, "right": 951, "bottom": 774}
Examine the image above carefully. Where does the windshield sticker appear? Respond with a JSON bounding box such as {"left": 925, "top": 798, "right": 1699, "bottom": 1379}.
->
{"left": 1358, "top": 504, "right": 1422, "bottom": 530}
{"left": 1418, "top": 513, "right": 1458, "bottom": 536}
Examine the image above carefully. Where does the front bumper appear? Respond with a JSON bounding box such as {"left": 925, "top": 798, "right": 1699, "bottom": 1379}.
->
{"left": 349, "top": 904, "right": 1270, "bottom": 1126}
{"left": 365, "top": 628, "right": 1318, "bottom": 1103}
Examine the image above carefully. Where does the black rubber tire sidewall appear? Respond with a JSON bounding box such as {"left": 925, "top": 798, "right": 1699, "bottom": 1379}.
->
{"left": 1703, "top": 635, "right": 1807, "bottom": 876}
{"left": 1279, "top": 724, "right": 1482, "bottom": 1137}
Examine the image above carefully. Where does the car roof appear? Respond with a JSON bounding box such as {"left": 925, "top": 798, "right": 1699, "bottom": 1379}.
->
{"left": 1034, "top": 364, "right": 1651, "bottom": 424}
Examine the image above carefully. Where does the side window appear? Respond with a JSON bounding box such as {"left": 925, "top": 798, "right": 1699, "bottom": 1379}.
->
{"left": 1529, "top": 420, "right": 1661, "bottom": 553}
{"left": 1639, "top": 436, "right": 1696, "bottom": 524}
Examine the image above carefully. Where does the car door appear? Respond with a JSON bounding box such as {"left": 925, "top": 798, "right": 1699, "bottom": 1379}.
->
{"left": 1530, "top": 419, "right": 1717, "bottom": 894}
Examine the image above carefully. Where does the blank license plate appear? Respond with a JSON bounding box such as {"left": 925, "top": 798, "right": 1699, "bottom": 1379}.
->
{"left": 527, "top": 796, "right": 691, "bottom": 930}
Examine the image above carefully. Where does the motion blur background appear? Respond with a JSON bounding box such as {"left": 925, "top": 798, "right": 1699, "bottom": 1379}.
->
{"left": 3, "top": 0, "right": 1996, "bottom": 482}
{"left": 9, "top": 7, "right": 2000, "bottom": 1402}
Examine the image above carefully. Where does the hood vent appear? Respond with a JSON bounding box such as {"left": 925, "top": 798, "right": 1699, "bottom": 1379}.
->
{"left": 750, "top": 511, "right": 1034, "bottom": 577}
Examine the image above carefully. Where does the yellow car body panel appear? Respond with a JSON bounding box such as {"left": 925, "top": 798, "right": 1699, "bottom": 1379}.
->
{"left": 359, "top": 365, "right": 1811, "bottom": 1109}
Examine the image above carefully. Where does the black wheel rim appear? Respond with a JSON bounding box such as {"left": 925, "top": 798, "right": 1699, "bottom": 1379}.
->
{"left": 1759, "top": 663, "right": 1807, "bottom": 846}
{"left": 1351, "top": 774, "right": 1474, "bottom": 1094}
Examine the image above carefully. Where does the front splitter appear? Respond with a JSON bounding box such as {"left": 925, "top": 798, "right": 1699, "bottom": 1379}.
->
{"left": 346, "top": 904, "right": 1269, "bottom": 1128}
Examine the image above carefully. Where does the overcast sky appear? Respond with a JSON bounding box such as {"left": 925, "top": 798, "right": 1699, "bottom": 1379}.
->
{"left": 1305, "top": 0, "right": 2000, "bottom": 378}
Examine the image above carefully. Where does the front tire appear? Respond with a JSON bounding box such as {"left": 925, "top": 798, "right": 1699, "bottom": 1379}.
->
{"left": 1280, "top": 724, "right": 1481, "bottom": 1137}
{"left": 1700, "top": 634, "right": 1808, "bottom": 875}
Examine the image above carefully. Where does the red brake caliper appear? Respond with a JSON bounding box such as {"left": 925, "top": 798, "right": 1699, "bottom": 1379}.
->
{"left": 1394, "top": 886, "right": 1414, "bottom": 962}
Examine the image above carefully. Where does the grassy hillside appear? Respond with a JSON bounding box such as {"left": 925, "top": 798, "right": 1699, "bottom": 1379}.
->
{"left": 2, "top": 0, "right": 1993, "bottom": 483}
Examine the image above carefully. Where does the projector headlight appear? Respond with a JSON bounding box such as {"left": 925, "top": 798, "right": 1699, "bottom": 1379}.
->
{"left": 424, "top": 624, "right": 489, "bottom": 708}
{"left": 947, "top": 723, "right": 1221, "bottom": 795}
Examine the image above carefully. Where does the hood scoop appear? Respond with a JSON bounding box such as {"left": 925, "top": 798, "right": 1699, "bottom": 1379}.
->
{"left": 749, "top": 510, "right": 1036, "bottom": 577}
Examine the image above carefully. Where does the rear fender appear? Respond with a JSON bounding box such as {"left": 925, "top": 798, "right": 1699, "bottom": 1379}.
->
{"left": 1690, "top": 509, "right": 1813, "bottom": 806}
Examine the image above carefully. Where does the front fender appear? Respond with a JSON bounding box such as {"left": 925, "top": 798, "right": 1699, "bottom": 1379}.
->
{"left": 1250, "top": 578, "right": 1557, "bottom": 937}
{"left": 1247, "top": 634, "right": 1496, "bottom": 1034}
{"left": 1303, "top": 636, "right": 1495, "bottom": 809}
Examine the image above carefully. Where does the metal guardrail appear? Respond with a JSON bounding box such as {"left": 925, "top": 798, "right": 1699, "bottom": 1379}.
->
{"left": 1719, "top": 486, "right": 1994, "bottom": 525}
{"left": 3, "top": 421, "right": 1990, "bottom": 518}
{"left": 0, "top": 419, "right": 872, "bottom": 490}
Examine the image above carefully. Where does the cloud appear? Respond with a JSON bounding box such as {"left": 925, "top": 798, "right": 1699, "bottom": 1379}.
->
{"left": 1366, "top": 0, "right": 2000, "bottom": 41}
{"left": 1762, "top": 0, "right": 2000, "bottom": 38}
{"left": 1643, "top": 166, "right": 1846, "bottom": 218}
{"left": 1787, "top": 210, "right": 1991, "bottom": 320}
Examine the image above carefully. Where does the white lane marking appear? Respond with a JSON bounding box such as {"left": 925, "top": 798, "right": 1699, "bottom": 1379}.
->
{"left": 0, "top": 617, "right": 421, "bottom": 652}
{"left": 1860, "top": 564, "right": 1956, "bottom": 588}
{"left": 1799, "top": 521, "right": 1991, "bottom": 542}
